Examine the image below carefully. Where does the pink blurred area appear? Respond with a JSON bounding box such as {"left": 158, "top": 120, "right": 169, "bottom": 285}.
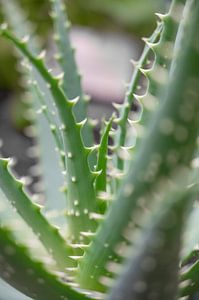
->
{"left": 71, "top": 27, "right": 140, "bottom": 104}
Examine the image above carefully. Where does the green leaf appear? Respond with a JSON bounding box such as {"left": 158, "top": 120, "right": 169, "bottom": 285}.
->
{"left": 0, "top": 26, "right": 98, "bottom": 242}
{"left": 180, "top": 260, "right": 199, "bottom": 297}
{"left": 77, "top": 0, "right": 199, "bottom": 291}
{"left": 50, "top": 0, "right": 94, "bottom": 149}
{"left": 1, "top": 0, "right": 67, "bottom": 224}
{"left": 107, "top": 179, "right": 195, "bottom": 300}
{"left": 0, "top": 158, "right": 75, "bottom": 270}
{"left": 0, "top": 227, "right": 90, "bottom": 300}
{"left": 113, "top": 21, "right": 162, "bottom": 171}
{"left": 0, "top": 190, "right": 32, "bottom": 300}
{"left": 114, "top": 0, "right": 185, "bottom": 172}
{"left": 95, "top": 115, "right": 114, "bottom": 194}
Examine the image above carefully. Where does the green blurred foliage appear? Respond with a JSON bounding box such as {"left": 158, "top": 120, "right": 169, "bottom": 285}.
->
{"left": 68, "top": 0, "right": 166, "bottom": 36}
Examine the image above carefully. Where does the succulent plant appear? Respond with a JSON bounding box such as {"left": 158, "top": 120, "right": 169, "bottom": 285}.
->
{"left": 0, "top": 0, "right": 199, "bottom": 299}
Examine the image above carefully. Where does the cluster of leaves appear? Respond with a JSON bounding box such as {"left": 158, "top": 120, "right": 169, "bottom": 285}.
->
{"left": 0, "top": 0, "right": 199, "bottom": 299}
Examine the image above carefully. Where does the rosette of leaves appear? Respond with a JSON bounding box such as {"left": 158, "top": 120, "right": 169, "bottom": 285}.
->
{"left": 0, "top": 0, "right": 199, "bottom": 299}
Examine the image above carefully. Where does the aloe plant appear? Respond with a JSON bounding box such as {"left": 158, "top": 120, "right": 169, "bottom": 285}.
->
{"left": 0, "top": 0, "right": 199, "bottom": 299}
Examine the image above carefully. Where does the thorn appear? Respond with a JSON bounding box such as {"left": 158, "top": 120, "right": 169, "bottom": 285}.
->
{"left": 109, "top": 168, "right": 124, "bottom": 179}
{"left": 97, "top": 192, "right": 114, "bottom": 202}
{"left": 89, "top": 213, "right": 105, "bottom": 221}
{"left": 69, "top": 243, "right": 89, "bottom": 249}
{"left": 68, "top": 282, "right": 79, "bottom": 288}
{"left": 54, "top": 72, "right": 64, "bottom": 81}
{"left": 130, "top": 59, "right": 139, "bottom": 67}
{"left": 142, "top": 38, "right": 155, "bottom": 49}
{"left": 112, "top": 102, "right": 123, "bottom": 110}
{"left": 85, "top": 145, "right": 99, "bottom": 155}
{"left": 127, "top": 118, "right": 136, "bottom": 126}
{"left": 155, "top": 12, "right": 166, "bottom": 20}
{"left": 80, "top": 231, "right": 96, "bottom": 237}
{"left": 88, "top": 118, "right": 99, "bottom": 127}
{"left": 21, "top": 35, "right": 30, "bottom": 44}
{"left": 76, "top": 118, "right": 87, "bottom": 128}
{"left": 114, "top": 117, "right": 122, "bottom": 125}
{"left": 65, "top": 267, "right": 78, "bottom": 272}
{"left": 139, "top": 67, "right": 150, "bottom": 76}
{"left": 92, "top": 170, "right": 103, "bottom": 178}
{"left": 34, "top": 203, "right": 44, "bottom": 210}
{"left": 121, "top": 145, "right": 134, "bottom": 151}
{"left": 7, "top": 157, "right": 17, "bottom": 167}
{"left": 68, "top": 96, "right": 80, "bottom": 107}
{"left": 133, "top": 93, "right": 144, "bottom": 103}
{"left": 68, "top": 255, "right": 83, "bottom": 261}
{"left": 108, "top": 145, "right": 117, "bottom": 151}
{"left": 37, "top": 50, "right": 46, "bottom": 60}
{"left": 53, "top": 271, "right": 67, "bottom": 278}
{"left": 89, "top": 213, "right": 104, "bottom": 220}
{"left": 20, "top": 176, "right": 32, "bottom": 185}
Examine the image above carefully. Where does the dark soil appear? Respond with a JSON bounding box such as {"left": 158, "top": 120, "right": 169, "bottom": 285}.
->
{"left": 0, "top": 92, "right": 38, "bottom": 193}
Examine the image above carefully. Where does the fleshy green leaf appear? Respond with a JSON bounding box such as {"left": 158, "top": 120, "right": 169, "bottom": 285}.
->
{"left": 0, "top": 158, "right": 75, "bottom": 270}
{"left": 95, "top": 115, "right": 114, "bottom": 194}
{"left": 1, "top": 0, "right": 67, "bottom": 224}
{"left": 0, "top": 26, "right": 99, "bottom": 242}
{"left": 107, "top": 179, "right": 196, "bottom": 300}
{"left": 114, "top": 0, "right": 186, "bottom": 173}
{"left": 0, "top": 227, "right": 90, "bottom": 300}
{"left": 50, "top": 0, "right": 94, "bottom": 149}
{"left": 77, "top": 0, "right": 199, "bottom": 291}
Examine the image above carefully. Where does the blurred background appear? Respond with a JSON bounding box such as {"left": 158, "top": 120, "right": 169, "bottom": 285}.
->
{"left": 0, "top": 0, "right": 170, "bottom": 191}
{"left": 1, "top": 2, "right": 199, "bottom": 300}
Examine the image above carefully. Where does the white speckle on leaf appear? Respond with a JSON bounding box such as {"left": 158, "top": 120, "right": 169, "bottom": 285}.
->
{"left": 159, "top": 118, "right": 174, "bottom": 135}
{"left": 71, "top": 176, "right": 76, "bottom": 183}
{"left": 174, "top": 125, "right": 188, "bottom": 142}
{"left": 124, "top": 184, "right": 134, "bottom": 197}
